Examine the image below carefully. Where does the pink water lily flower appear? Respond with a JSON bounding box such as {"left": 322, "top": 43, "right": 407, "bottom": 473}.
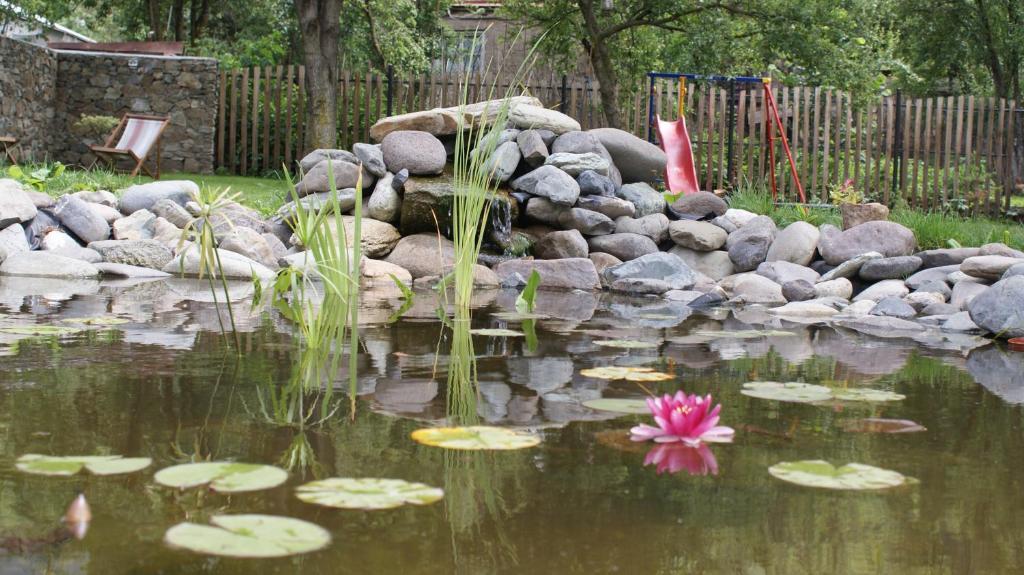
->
{"left": 630, "top": 391, "right": 735, "bottom": 446}
{"left": 644, "top": 443, "right": 719, "bottom": 476}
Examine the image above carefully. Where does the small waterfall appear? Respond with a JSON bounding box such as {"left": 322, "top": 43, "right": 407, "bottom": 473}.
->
{"left": 488, "top": 197, "right": 513, "bottom": 252}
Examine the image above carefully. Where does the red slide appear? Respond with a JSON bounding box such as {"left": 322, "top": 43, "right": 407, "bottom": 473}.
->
{"left": 656, "top": 115, "right": 701, "bottom": 195}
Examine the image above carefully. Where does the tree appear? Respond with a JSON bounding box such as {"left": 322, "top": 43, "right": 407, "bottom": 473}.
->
{"left": 295, "top": 0, "right": 340, "bottom": 150}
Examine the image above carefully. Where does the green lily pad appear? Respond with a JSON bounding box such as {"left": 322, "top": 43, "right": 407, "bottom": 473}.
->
{"left": 296, "top": 478, "right": 444, "bottom": 510}
{"left": 154, "top": 462, "right": 288, "bottom": 493}
{"left": 16, "top": 454, "right": 152, "bottom": 476}
{"left": 165, "top": 514, "right": 330, "bottom": 558}
{"left": 579, "top": 366, "right": 673, "bottom": 382}
{"left": 0, "top": 326, "right": 82, "bottom": 336}
{"left": 768, "top": 460, "right": 912, "bottom": 490}
{"left": 61, "top": 316, "right": 130, "bottom": 326}
{"left": 410, "top": 426, "right": 540, "bottom": 450}
{"left": 593, "top": 340, "right": 659, "bottom": 349}
{"left": 741, "top": 381, "right": 834, "bottom": 403}
{"left": 469, "top": 328, "right": 524, "bottom": 337}
{"left": 832, "top": 388, "right": 906, "bottom": 402}
{"left": 582, "top": 398, "right": 650, "bottom": 414}
{"left": 490, "top": 312, "right": 549, "bottom": 321}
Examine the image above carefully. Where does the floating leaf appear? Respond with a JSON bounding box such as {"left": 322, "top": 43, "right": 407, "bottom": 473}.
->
{"left": 296, "top": 478, "right": 444, "bottom": 510}
{"left": 154, "top": 462, "right": 287, "bottom": 493}
{"left": 582, "top": 398, "right": 650, "bottom": 414}
{"left": 16, "top": 454, "right": 152, "bottom": 476}
{"left": 580, "top": 367, "right": 673, "bottom": 382}
{"left": 411, "top": 426, "right": 540, "bottom": 450}
{"left": 768, "top": 460, "right": 911, "bottom": 490}
{"left": 470, "top": 328, "right": 524, "bottom": 337}
{"left": 165, "top": 514, "right": 330, "bottom": 558}
{"left": 832, "top": 388, "right": 906, "bottom": 403}
{"left": 0, "top": 326, "right": 81, "bottom": 336}
{"left": 491, "top": 311, "right": 549, "bottom": 321}
{"left": 61, "top": 317, "right": 130, "bottom": 326}
{"left": 593, "top": 339, "right": 659, "bottom": 349}
{"left": 741, "top": 382, "right": 834, "bottom": 403}
{"left": 840, "top": 418, "right": 927, "bottom": 434}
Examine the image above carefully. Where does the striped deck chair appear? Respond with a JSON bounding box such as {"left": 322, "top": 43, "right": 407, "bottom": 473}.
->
{"left": 90, "top": 114, "right": 170, "bottom": 178}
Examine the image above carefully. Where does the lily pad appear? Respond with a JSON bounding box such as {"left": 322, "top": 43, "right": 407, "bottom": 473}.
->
{"left": 165, "top": 514, "right": 330, "bottom": 558}
{"left": 582, "top": 398, "right": 650, "bottom": 414}
{"left": 16, "top": 454, "right": 152, "bottom": 476}
{"left": 469, "top": 328, "right": 524, "bottom": 337}
{"left": 0, "top": 325, "right": 81, "bottom": 336}
{"left": 410, "top": 426, "right": 540, "bottom": 450}
{"left": 296, "top": 478, "right": 444, "bottom": 510}
{"left": 154, "top": 462, "right": 288, "bottom": 493}
{"left": 840, "top": 418, "right": 927, "bottom": 434}
{"left": 490, "top": 312, "right": 549, "bottom": 321}
{"left": 579, "top": 367, "right": 673, "bottom": 382}
{"left": 741, "top": 381, "right": 834, "bottom": 403}
{"left": 832, "top": 388, "right": 906, "bottom": 402}
{"left": 768, "top": 460, "right": 911, "bottom": 490}
{"left": 593, "top": 340, "right": 659, "bottom": 349}
{"left": 61, "top": 316, "right": 130, "bottom": 326}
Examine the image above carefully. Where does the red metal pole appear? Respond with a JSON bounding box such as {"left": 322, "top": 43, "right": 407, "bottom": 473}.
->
{"left": 763, "top": 80, "right": 806, "bottom": 204}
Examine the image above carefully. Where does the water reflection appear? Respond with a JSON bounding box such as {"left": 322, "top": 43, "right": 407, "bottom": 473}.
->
{"left": 643, "top": 443, "right": 719, "bottom": 476}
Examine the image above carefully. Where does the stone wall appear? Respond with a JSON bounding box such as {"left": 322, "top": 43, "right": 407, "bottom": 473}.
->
{"left": 0, "top": 36, "right": 58, "bottom": 162}
{"left": 51, "top": 51, "right": 219, "bottom": 173}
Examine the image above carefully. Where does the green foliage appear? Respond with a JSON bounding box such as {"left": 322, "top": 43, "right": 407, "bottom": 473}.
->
{"left": 5, "top": 162, "right": 66, "bottom": 191}
{"left": 829, "top": 179, "right": 864, "bottom": 205}
{"left": 70, "top": 115, "right": 120, "bottom": 140}
{"left": 515, "top": 270, "right": 541, "bottom": 314}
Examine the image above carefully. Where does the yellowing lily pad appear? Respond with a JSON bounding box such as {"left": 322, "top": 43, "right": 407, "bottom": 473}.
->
{"left": 832, "top": 388, "right": 906, "bottom": 402}
{"left": 579, "top": 367, "right": 673, "bottom": 382}
{"left": 593, "top": 340, "right": 659, "bottom": 349}
{"left": 768, "top": 460, "right": 912, "bottom": 490}
{"left": 296, "top": 478, "right": 444, "bottom": 510}
{"left": 154, "top": 462, "right": 287, "bottom": 493}
{"left": 491, "top": 312, "right": 549, "bottom": 321}
{"left": 582, "top": 398, "right": 650, "bottom": 414}
{"left": 741, "top": 381, "right": 834, "bottom": 403}
{"left": 0, "top": 325, "right": 81, "bottom": 336}
{"left": 411, "top": 426, "right": 540, "bottom": 450}
{"left": 16, "top": 454, "right": 152, "bottom": 476}
{"left": 165, "top": 514, "right": 330, "bottom": 558}
{"left": 470, "top": 328, "right": 524, "bottom": 337}
{"left": 61, "top": 316, "right": 130, "bottom": 326}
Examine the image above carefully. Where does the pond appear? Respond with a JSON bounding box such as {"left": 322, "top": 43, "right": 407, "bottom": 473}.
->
{"left": 0, "top": 277, "right": 1022, "bottom": 574}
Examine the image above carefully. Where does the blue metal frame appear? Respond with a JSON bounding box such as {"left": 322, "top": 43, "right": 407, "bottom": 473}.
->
{"left": 646, "top": 72, "right": 766, "bottom": 142}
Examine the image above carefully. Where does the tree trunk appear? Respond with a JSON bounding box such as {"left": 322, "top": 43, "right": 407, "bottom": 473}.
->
{"left": 295, "top": 0, "right": 341, "bottom": 151}
{"left": 172, "top": 0, "right": 185, "bottom": 42}
{"left": 147, "top": 0, "right": 164, "bottom": 41}
{"left": 577, "top": 0, "right": 621, "bottom": 128}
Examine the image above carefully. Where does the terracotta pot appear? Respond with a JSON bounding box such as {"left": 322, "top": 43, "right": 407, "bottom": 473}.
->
{"left": 1009, "top": 337, "right": 1024, "bottom": 352}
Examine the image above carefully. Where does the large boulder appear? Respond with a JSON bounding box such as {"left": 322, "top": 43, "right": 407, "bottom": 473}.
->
{"left": 668, "top": 247, "right": 735, "bottom": 281}
{"left": 577, "top": 170, "right": 615, "bottom": 197}
{"left": 669, "top": 220, "right": 727, "bottom": 251}
{"left": 323, "top": 216, "right": 401, "bottom": 258}
{"left": 112, "top": 209, "right": 156, "bottom": 241}
{"left": 961, "top": 255, "right": 1024, "bottom": 280}
{"left": 89, "top": 239, "right": 173, "bottom": 269}
{"left": 53, "top": 195, "right": 111, "bottom": 243}
{"left": 668, "top": 191, "right": 727, "bottom": 220}
{"left": 366, "top": 173, "right": 400, "bottom": 223}
{"left": 400, "top": 176, "right": 454, "bottom": 235}
{"left": 511, "top": 165, "right": 580, "bottom": 206}
{"left": 534, "top": 229, "right": 589, "bottom": 259}
{"left": 294, "top": 160, "right": 362, "bottom": 196}
{"left": 615, "top": 182, "right": 665, "bottom": 217}
{"left": 765, "top": 221, "right": 819, "bottom": 266}
{"left": 516, "top": 130, "right": 549, "bottom": 167}
{"left": 0, "top": 224, "right": 30, "bottom": 262}
{"left": 483, "top": 141, "right": 521, "bottom": 183}
{"left": 588, "top": 233, "right": 659, "bottom": 261}
{"left": 576, "top": 195, "right": 635, "bottom": 219}
{"left": 588, "top": 128, "right": 666, "bottom": 183}
{"left": 0, "top": 251, "right": 100, "bottom": 279}
{"left": 614, "top": 213, "right": 669, "bottom": 244}
{"left": 544, "top": 152, "right": 609, "bottom": 177}
{"left": 381, "top": 130, "right": 446, "bottom": 175}
{"left": 298, "top": 149, "right": 358, "bottom": 173}
{"left": 726, "top": 215, "right": 776, "bottom": 272}
{"left": 494, "top": 258, "right": 600, "bottom": 291}
{"left": 967, "top": 276, "right": 1024, "bottom": 338}
{"left": 524, "top": 197, "right": 568, "bottom": 226}
{"left": 508, "top": 104, "right": 581, "bottom": 134}
{"left": 756, "top": 260, "right": 819, "bottom": 285}
{"left": 601, "top": 252, "right": 697, "bottom": 290}
{"left": 858, "top": 255, "right": 923, "bottom": 281}
{"left": 0, "top": 179, "right": 38, "bottom": 229}
{"left": 841, "top": 202, "right": 889, "bottom": 230}
{"left": 731, "top": 274, "right": 786, "bottom": 304}
{"left": 557, "top": 208, "right": 615, "bottom": 236}
{"left": 219, "top": 226, "right": 279, "bottom": 269}
{"left": 369, "top": 109, "right": 459, "bottom": 141}
{"left": 163, "top": 245, "right": 276, "bottom": 281}
{"left": 817, "top": 221, "right": 917, "bottom": 266}
{"left": 118, "top": 180, "right": 198, "bottom": 214}
{"left": 915, "top": 247, "right": 980, "bottom": 268}
{"left": 384, "top": 233, "right": 455, "bottom": 279}
{"left": 952, "top": 281, "right": 988, "bottom": 310}
{"left": 852, "top": 279, "right": 909, "bottom": 302}
{"left": 551, "top": 131, "right": 605, "bottom": 155}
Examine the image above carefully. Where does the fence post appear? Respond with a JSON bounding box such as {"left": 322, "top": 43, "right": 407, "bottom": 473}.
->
{"left": 559, "top": 75, "right": 568, "bottom": 113}
{"left": 386, "top": 65, "right": 394, "bottom": 117}
{"left": 646, "top": 74, "right": 656, "bottom": 143}
{"left": 892, "top": 89, "right": 903, "bottom": 200}
{"left": 725, "top": 79, "right": 737, "bottom": 187}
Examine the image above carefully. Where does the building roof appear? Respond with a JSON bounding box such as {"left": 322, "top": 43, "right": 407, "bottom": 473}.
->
{"left": 0, "top": 0, "right": 96, "bottom": 43}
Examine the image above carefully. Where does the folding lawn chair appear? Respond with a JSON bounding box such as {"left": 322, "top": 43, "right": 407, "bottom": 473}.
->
{"left": 0, "top": 136, "right": 19, "bottom": 165}
{"left": 90, "top": 114, "right": 170, "bottom": 178}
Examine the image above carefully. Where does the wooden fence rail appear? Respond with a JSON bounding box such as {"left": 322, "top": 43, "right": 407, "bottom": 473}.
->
{"left": 216, "top": 66, "right": 1021, "bottom": 216}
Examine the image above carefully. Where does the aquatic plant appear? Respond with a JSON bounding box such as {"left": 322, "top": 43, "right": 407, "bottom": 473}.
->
{"left": 630, "top": 391, "right": 735, "bottom": 446}
{"left": 514, "top": 270, "right": 540, "bottom": 314}
{"left": 165, "top": 515, "right": 330, "bottom": 558}
{"left": 64, "top": 494, "right": 91, "bottom": 540}
{"left": 643, "top": 443, "right": 719, "bottom": 476}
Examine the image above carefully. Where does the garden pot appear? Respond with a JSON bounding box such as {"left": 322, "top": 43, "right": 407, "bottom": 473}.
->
{"left": 1008, "top": 337, "right": 1024, "bottom": 352}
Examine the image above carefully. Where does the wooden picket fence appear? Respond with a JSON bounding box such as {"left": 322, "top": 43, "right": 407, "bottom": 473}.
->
{"left": 216, "top": 65, "right": 1021, "bottom": 215}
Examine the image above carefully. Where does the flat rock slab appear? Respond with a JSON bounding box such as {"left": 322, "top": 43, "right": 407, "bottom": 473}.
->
{"left": 0, "top": 251, "right": 100, "bottom": 279}
{"left": 494, "top": 258, "right": 600, "bottom": 291}
{"left": 94, "top": 262, "right": 171, "bottom": 278}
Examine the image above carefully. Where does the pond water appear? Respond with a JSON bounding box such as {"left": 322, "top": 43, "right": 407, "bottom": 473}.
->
{"left": 0, "top": 277, "right": 1022, "bottom": 574}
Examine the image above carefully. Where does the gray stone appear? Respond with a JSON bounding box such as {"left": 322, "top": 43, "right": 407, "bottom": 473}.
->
{"left": 516, "top": 130, "right": 549, "bottom": 167}
{"left": 732, "top": 274, "right": 786, "bottom": 304}
{"left": 0, "top": 223, "right": 30, "bottom": 262}
{"left": 575, "top": 195, "right": 635, "bottom": 220}
{"left": 71, "top": 190, "right": 117, "bottom": 207}
{"left": 544, "top": 152, "right": 609, "bottom": 176}
{"left": 163, "top": 245, "right": 276, "bottom": 281}
{"left": 150, "top": 198, "right": 193, "bottom": 228}
{"left": 322, "top": 216, "right": 401, "bottom": 259}
{"left": 0, "top": 251, "right": 100, "bottom": 279}
{"left": 853, "top": 279, "right": 909, "bottom": 302}
{"left": 87, "top": 203, "right": 120, "bottom": 225}
{"left": 765, "top": 221, "right": 820, "bottom": 266}
{"left": 47, "top": 246, "right": 102, "bottom": 263}
{"left": 961, "top": 255, "right": 1024, "bottom": 280}
{"left": 534, "top": 229, "right": 588, "bottom": 260}
{"left": 835, "top": 315, "right": 926, "bottom": 335}
{"left": 967, "top": 276, "right": 1024, "bottom": 338}
{"left": 947, "top": 270, "right": 987, "bottom": 285}
{"left": 611, "top": 278, "right": 672, "bottom": 295}
{"left": 152, "top": 217, "right": 183, "bottom": 251}
{"left": 726, "top": 215, "right": 776, "bottom": 272}
{"left": 903, "top": 291, "right": 946, "bottom": 311}
{"left": 859, "top": 255, "right": 923, "bottom": 281}
{"left": 979, "top": 243, "right": 1024, "bottom": 259}
{"left": 664, "top": 289, "right": 705, "bottom": 304}
{"left": 219, "top": 226, "right": 279, "bottom": 269}
{"left": 915, "top": 280, "right": 952, "bottom": 300}
{"left": 380, "top": 130, "right": 446, "bottom": 176}
{"left": 366, "top": 174, "right": 401, "bottom": 223}
{"left": 24, "top": 189, "right": 54, "bottom": 209}
{"left": 966, "top": 346, "right": 1024, "bottom": 403}
{"left": 757, "top": 260, "right": 819, "bottom": 285}
{"left": 294, "top": 160, "right": 363, "bottom": 196}
{"left": 668, "top": 191, "right": 727, "bottom": 220}
{"left": 558, "top": 208, "right": 615, "bottom": 236}
{"left": 525, "top": 197, "right": 568, "bottom": 226}
{"left": 508, "top": 104, "right": 581, "bottom": 134}
{"left": 383, "top": 233, "right": 454, "bottom": 279}
{"left": 943, "top": 311, "right": 981, "bottom": 333}
{"left": 915, "top": 247, "right": 980, "bottom": 268}
{"left": 906, "top": 264, "right": 959, "bottom": 289}
{"left": 668, "top": 247, "right": 735, "bottom": 281}
{"left": 53, "top": 195, "right": 111, "bottom": 243}
{"left": 920, "top": 302, "right": 960, "bottom": 317}
{"left": 615, "top": 182, "right": 665, "bottom": 218}
{"left": 89, "top": 239, "right": 174, "bottom": 269}
{"left": 817, "top": 221, "right": 917, "bottom": 265}
{"left": 494, "top": 257, "right": 600, "bottom": 291}
{"left": 112, "top": 209, "right": 156, "bottom": 241}
{"left": 814, "top": 278, "right": 853, "bottom": 299}
{"left": 588, "top": 233, "right": 659, "bottom": 261}
{"left": 511, "top": 165, "right": 581, "bottom": 206}
{"left": 353, "top": 143, "right": 387, "bottom": 177}
{"left": 588, "top": 128, "right": 666, "bottom": 183}
{"left": 589, "top": 252, "right": 622, "bottom": 275}
{"left": 870, "top": 296, "right": 917, "bottom": 319}
{"left": 818, "top": 251, "right": 883, "bottom": 282}
{"left": 689, "top": 290, "right": 726, "bottom": 308}
{"left": 669, "top": 220, "right": 727, "bottom": 251}
{"left": 840, "top": 202, "right": 889, "bottom": 230}
{"left": 601, "top": 252, "right": 696, "bottom": 290}
{"left": 782, "top": 279, "right": 817, "bottom": 302}
{"left": 577, "top": 170, "right": 616, "bottom": 197}
{"left": 614, "top": 213, "right": 669, "bottom": 243}
{"left": 299, "top": 148, "right": 358, "bottom": 173}
{"left": 118, "top": 180, "right": 198, "bottom": 214}
{"left": 1004, "top": 263, "right": 1024, "bottom": 280}
{"left": 952, "top": 280, "right": 988, "bottom": 310}
{"left": 41, "top": 230, "right": 79, "bottom": 251}
{"left": 484, "top": 141, "right": 521, "bottom": 183}
{"left": 94, "top": 262, "right": 171, "bottom": 278}
{"left": 551, "top": 131, "right": 603, "bottom": 155}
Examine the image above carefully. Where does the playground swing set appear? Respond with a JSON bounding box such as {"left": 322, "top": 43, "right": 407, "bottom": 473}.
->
{"left": 647, "top": 72, "right": 807, "bottom": 204}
